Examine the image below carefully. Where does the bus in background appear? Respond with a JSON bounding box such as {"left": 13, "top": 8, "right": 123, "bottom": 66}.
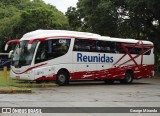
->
{"left": 0, "top": 53, "right": 11, "bottom": 69}
{"left": 5, "top": 30, "right": 154, "bottom": 85}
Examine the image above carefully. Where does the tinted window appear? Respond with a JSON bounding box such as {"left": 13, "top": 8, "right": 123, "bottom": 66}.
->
{"left": 73, "top": 39, "right": 96, "bottom": 52}
{"left": 35, "top": 39, "right": 71, "bottom": 64}
{"left": 116, "top": 43, "right": 126, "bottom": 54}
{"left": 96, "top": 41, "right": 117, "bottom": 53}
{"left": 116, "top": 43, "right": 151, "bottom": 55}
{"left": 73, "top": 39, "right": 151, "bottom": 55}
{"left": 144, "top": 48, "right": 151, "bottom": 55}
{"left": 126, "top": 47, "right": 142, "bottom": 54}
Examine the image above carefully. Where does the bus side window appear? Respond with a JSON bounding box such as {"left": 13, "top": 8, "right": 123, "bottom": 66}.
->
{"left": 110, "top": 42, "right": 117, "bottom": 53}
{"left": 35, "top": 41, "right": 48, "bottom": 64}
{"left": 144, "top": 48, "right": 151, "bottom": 55}
{"left": 135, "top": 48, "right": 142, "bottom": 54}
{"left": 96, "top": 41, "right": 105, "bottom": 52}
{"left": 96, "top": 40, "right": 116, "bottom": 53}
{"left": 105, "top": 47, "right": 110, "bottom": 53}
{"left": 73, "top": 39, "right": 80, "bottom": 51}
{"left": 35, "top": 39, "right": 71, "bottom": 64}
{"left": 49, "top": 39, "right": 71, "bottom": 59}
{"left": 73, "top": 39, "right": 96, "bottom": 52}
{"left": 117, "top": 43, "right": 126, "bottom": 54}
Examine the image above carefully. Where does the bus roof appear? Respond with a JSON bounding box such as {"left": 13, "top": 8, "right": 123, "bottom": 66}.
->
{"left": 99, "top": 36, "right": 153, "bottom": 45}
{"left": 21, "top": 30, "right": 153, "bottom": 45}
{"left": 21, "top": 29, "right": 101, "bottom": 40}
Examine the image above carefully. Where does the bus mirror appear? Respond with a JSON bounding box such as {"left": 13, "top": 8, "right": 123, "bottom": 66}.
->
{"left": 8, "top": 50, "right": 14, "bottom": 58}
{"left": 5, "top": 44, "right": 8, "bottom": 51}
{"left": 5, "top": 40, "right": 20, "bottom": 51}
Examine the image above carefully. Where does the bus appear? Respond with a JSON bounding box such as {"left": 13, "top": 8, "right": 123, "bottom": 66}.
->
{"left": 0, "top": 53, "right": 11, "bottom": 69}
{"left": 5, "top": 30, "right": 154, "bottom": 85}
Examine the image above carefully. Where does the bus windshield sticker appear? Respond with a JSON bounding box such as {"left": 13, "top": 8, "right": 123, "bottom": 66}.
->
{"left": 59, "top": 39, "right": 67, "bottom": 44}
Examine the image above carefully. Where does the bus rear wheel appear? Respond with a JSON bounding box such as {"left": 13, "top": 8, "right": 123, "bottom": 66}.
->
{"left": 120, "top": 71, "right": 134, "bottom": 84}
{"left": 56, "top": 71, "right": 69, "bottom": 86}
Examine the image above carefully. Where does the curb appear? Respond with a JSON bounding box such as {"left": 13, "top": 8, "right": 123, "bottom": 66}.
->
{"left": 0, "top": 88, "right": 32, "bottom": 94}
{"left": 14, "top": 83, "right": 58, "bottom": 88}
{"left": 0, "top": 83, "right": 57, "bottom": 94}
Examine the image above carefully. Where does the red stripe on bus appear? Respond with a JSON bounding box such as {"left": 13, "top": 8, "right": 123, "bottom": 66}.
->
{"left": 12, "top": 63, "right": 47, "bottom": 74}
{"left": 35, "top": 64, "right": 154, "bottom": 81}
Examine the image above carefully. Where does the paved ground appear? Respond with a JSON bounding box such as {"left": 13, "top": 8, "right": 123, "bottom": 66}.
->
{"left": 0, "top": 78, "right": 160, "bottom": 116}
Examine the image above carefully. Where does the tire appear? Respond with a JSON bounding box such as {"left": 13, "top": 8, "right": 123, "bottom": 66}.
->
{"left": 120, "top": 71, "right": 134, "bottom": 84}
{"left": 104, "top": 80, "right": 114, "bottom": 84}
{"left": 56, "top": 71, "right": 69, "bottom": 86}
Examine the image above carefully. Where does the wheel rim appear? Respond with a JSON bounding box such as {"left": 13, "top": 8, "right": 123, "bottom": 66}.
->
{"left": 58, "top": 74, "right": 66, "bottom": 83}
{"left": 126, "top": 73, "right": 132, "bottom": 83}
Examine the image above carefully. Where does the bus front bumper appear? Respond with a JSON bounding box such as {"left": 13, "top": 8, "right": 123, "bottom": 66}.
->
{"left": 10, "top": 69, "right": 35, "bottom": 81}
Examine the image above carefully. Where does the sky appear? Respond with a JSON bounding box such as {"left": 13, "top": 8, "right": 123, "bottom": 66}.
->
{"left": 43, "top": 0, "right": 78, "bottom": 13}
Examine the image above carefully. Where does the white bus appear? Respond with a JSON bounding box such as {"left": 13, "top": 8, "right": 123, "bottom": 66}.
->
{"left": 5, "top": 30, "right": 154, "bottom": 85}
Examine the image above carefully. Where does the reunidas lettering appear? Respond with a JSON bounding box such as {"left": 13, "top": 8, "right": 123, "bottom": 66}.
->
{"left": 77, "top": 53, "right": 113, "bottom": 63}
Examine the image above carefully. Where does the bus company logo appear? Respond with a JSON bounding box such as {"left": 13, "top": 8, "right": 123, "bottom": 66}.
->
{"left": 77, "top": 53, "right": 114, "bottom": 63}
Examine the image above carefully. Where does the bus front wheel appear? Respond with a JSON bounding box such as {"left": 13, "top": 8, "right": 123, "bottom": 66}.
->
{"left": 120, "top": 71, "right": 134, "bottom": 84}
{"left": 56, "top": 71, "right": 69, "bottom": 86}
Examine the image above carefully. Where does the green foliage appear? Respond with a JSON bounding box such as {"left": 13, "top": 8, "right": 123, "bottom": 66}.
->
{"left": 0, "top": 0, "right": 69, "bottom": 52}
{"left": 65, "top": 7, "right": 82, "bottom": 31}
{"left": 19, "top": 7, "right": 68, "bottom": 34}
{"left": 75, "top": 0, "right": 160, "bottom": 37}
{"left": 76, "top": 0, "right": 119, "bottom": 36}
{"left": 0, "top": 0, "right": 22, "bottom": 6}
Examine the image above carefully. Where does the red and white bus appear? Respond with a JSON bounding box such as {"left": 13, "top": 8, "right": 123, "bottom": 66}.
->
{"left": 5, "top": 30, "right": 154, "bottom": 85}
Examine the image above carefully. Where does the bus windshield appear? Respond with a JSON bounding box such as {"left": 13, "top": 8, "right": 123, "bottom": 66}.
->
{"left": 12, "top": 40, "right": 38, "bottom": 68}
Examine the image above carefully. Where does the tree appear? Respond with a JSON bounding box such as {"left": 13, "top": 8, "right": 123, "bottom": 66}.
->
{"left": 122, "top": 0, "right": 160, "bottom": 65}
{"left": 17, "top": 7, "right": 69, "bottom": 35}
{"left": 0, "top": 0, "right": 22, "bottom": 6}
{"left": 66, "top": 7, "right": 82, "bottom": 31}
{"left": 77, "top": 0, "right": 119, "bottom": 36}
{"left": 0, "top": 0, "right": 69, "bottom": 52}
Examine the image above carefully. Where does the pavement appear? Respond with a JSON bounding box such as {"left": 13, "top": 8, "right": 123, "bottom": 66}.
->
{"left": 0, "top": 78, "right": 160, "bottom": 115}
{"left": 0, "top": 76, "right": 159, "bottom": 94}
